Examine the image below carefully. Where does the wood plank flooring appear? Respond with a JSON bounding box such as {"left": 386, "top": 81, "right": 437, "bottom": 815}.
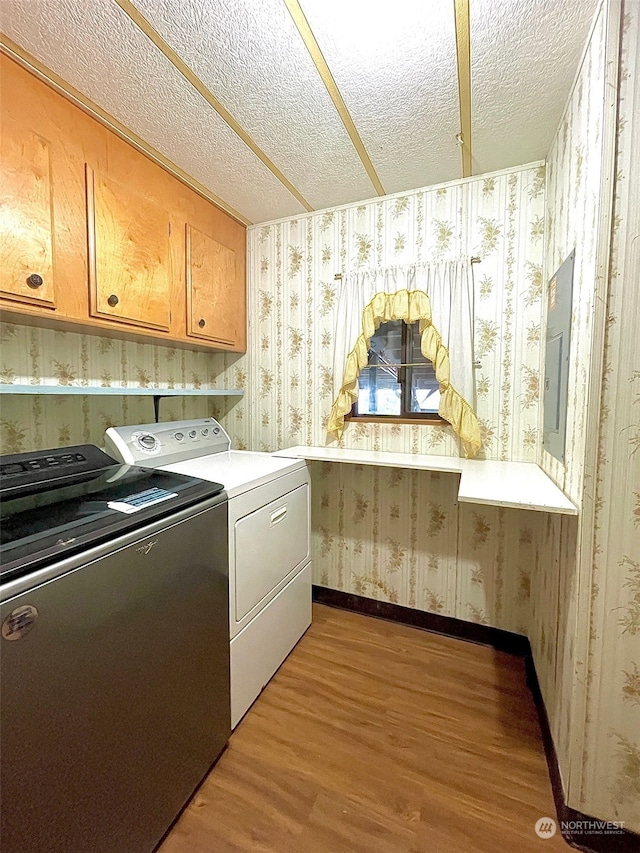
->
{"left": 159, "top": 604, "right": 569, "bottom": 852}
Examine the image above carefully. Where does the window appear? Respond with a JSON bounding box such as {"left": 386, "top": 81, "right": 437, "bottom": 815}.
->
{"left": 350, "top": 320, "right": 443, "bottom": 422}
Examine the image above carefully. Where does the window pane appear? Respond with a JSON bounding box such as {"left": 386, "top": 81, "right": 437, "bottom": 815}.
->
{"left": 409, "top": 364, "right": 440, "bottom": 412}
{"left": 357, "top": 320, "right": 403, "bottom": 415}
{"left": 357, "top": 366, "right": 402, "bottom": 415}
{"left": 408, "top": 324, "right": 440, "bottom": 413}
{"left": 354, "top": 320, "right": 440, "bottom": 417}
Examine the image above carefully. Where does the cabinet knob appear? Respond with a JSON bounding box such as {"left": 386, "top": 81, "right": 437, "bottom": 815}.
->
{"left": 198, "top": 318, "right": 206, "bottom": 328}
{"left": 27, "top": 273, "right": 43, "bottom": 289}
{"left": 107, "top": 294, "right": 119, "bottom": 308}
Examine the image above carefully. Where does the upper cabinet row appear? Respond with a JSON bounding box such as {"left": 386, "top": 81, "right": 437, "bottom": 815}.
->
{"left": 0, "top": 55, "right": 246, "bottom": 352}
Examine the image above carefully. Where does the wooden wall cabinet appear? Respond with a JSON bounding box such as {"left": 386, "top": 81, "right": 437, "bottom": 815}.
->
{"left": 0, "top": 55, "right": 246, "bottom": 353}
{"left": 86, "top": 166, "right": 171, "bottom": 332}
{"left": 0, "top": 120, "right": 56, "bottom": 308}
{"left": 186, "top": 224, "right": 237, "bottom": 345}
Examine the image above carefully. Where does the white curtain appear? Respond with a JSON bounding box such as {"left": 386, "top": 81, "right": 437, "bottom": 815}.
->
{"left": 416, "top": 260, "right": 475, "bottom": 406}
{"left": 332, "top": 260, "right": 475, "bottom": 408}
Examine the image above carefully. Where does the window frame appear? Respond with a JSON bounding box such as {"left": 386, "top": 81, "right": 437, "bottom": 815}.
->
{"left": 346, "top": 320, "right": 445, "bottom": 425}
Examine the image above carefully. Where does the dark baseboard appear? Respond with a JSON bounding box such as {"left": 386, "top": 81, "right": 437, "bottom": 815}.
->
{"left": 524, "top": 654, "right": 638, "bottom": 853}
{"left": 312, "top": 585, "right": 639, "bottom": 853}
{"left": 312, "top": 585, "right": 530, "bottom": 655}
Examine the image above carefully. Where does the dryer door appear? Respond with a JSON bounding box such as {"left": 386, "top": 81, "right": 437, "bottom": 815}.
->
{"left": 234, "top": 483, "right": 309, "bottom": 621}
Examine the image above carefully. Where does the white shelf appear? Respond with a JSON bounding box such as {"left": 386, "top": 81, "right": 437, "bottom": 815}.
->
{"left": 0, "top": 383, "right": 244, "bottom": 423}
{"left": 273, "top": 445, "right": 463, "bottom": 474}
{"left": 0, "top": 384, "right": 244, "bottom": 397}
{"left": 273, "top": 445, "right": 578, "bottom": 516}
{"left": 458, "top": 459, "right": 577, "bottom": 515}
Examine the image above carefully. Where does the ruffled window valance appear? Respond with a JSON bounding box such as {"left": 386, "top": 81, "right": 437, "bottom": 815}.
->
{"left": 328, "top": 261, "right": 481, "bottom": 458}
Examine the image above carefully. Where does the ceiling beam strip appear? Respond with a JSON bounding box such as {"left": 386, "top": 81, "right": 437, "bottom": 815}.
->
{"left": 0, "top": 34, "right": 252, "bottom": 226}
{"left": 283, "top": 0, "right": 386, "bottom": 197}
{"left": 114, "top": 0, "right": 314, "bottom": 212}
{"left": 453, "top": 0, "right": 473, "bottom": 177}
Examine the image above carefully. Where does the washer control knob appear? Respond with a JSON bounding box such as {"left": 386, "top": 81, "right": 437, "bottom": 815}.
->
{"left": 213, "top": 427, "right": 220, "bottom": 434}
{"left": 188, "top": 430, "right": 197, "bottom": 439}
{"left": 174, "top": 432, "right": 184, "bottom": 442}
{"left": 137, "top": 433, "right": 157, "bottom": 451}
{"left": 201, "top": 428, "right": 209, "bottom": 436}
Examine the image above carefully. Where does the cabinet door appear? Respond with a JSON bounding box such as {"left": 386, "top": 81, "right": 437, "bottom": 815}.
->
{"left": 86, "top": 166, "right": 170, "bottom": 331}
{"left": 0, "top": 121, "right": 55, "bottom": 307}
{"left": 186, "top": 224, "right": 237, "bottom": 345}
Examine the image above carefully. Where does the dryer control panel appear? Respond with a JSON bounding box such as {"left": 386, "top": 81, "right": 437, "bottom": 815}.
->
{"left": 105, "top": 419, "right": 231, "bottom": 468}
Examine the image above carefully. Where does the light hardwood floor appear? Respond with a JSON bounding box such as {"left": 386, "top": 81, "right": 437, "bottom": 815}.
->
{"left": 159, "top": 604, "right": 569, "bottom": 852}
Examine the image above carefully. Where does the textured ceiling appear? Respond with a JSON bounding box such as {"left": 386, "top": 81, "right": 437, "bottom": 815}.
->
{"left": 296, "top": 0, "right": 461, "bottom": 195}
{"left": 470, "top": 0, "right": 601, "bottom": 175}
{"left": 1, "top": 0, "right": 600, "bottom": 224}
{"left": 132, "top": 0, "right": 375, "bottom": 212}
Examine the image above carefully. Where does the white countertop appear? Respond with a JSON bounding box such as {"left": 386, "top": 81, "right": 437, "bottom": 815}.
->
{"left": 273, "top": 445, "right": 464, "bottom": 473}
{"left": 457, "top": 458, "right": 576, "bottom": 514}
{"left": 272, "top": 445, "right": 577, "bottom": 515}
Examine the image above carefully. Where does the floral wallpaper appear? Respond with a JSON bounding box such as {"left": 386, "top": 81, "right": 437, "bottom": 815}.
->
{"left": 577, "top": 0, "right": 640, "bottom": 831}
{"left": 530, "top": 0, "right": 610, "bottom": 816}
{"left": 532, "top": 0, "right": 640, "bottom": 834}
{"left": 0, "top": 323, "right": 245, "bottom": 452}
{"left": 246, "top": 165, "right": 546, "bottom": 463}
{"left": 240, "top": 163, "right": 551, "bottom": 638}
{"left": 310, "top": 461, "right": 542, "bottom": 635}
{"left": 542, "top": 1, "right": 607, "bottom": 506}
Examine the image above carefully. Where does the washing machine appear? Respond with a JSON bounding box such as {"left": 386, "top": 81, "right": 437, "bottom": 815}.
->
{"left": 105, "top": 419, "right": 311, "bottom": 728}
{"left": 0, "top": 443, "right": 230, "bottom": 852}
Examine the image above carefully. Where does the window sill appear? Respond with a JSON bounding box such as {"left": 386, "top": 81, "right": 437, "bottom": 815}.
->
{"left": 346, "top": 414, "right": 445, "bottom": 426}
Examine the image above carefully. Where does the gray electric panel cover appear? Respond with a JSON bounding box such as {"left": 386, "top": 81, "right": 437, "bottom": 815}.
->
{"left": 543, "top": 250, "right": 575, "bottom": 462}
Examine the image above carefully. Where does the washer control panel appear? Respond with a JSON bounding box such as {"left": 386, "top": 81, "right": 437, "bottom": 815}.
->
{"left": 104, "top": 418, "right": 230, "bottom": 468}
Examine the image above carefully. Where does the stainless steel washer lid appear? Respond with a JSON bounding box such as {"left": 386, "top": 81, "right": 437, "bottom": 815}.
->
{"left": 0, "top": 445, "right": 225, "bottom": 582}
